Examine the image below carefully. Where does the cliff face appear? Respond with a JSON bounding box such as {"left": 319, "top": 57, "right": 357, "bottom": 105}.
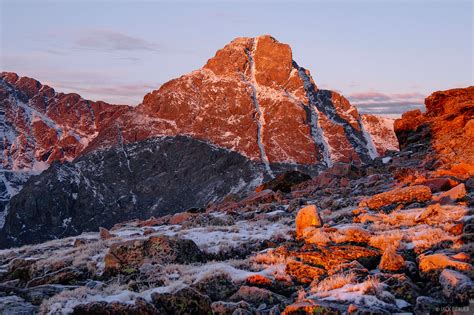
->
{"left": 394, "top": 86, "right": 474, "bottom": 177}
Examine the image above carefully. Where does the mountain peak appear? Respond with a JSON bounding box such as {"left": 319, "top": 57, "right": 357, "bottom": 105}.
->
{"left": 203, "top": 35, "right": 295, "bottom": 88}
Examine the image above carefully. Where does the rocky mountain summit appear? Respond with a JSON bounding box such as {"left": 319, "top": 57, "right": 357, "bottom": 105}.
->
{"left": 0, "top": 85, "right": 471, "bottom": 314}
{"left": 85, "top": 36, "right": 393, "bottom": 170}
{"left": 0, "top": 35, "right": 398, "bottom": 247}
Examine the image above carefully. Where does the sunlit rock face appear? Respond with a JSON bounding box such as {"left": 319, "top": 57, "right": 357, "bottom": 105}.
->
{"left": 394, "top": 86, "right": 474, "bottom": 177}
{"left": 86, "top": 35, "right": 394, "bottom": 172}
{"left": 0, "top": 72, "right": 128, "bottom": 214}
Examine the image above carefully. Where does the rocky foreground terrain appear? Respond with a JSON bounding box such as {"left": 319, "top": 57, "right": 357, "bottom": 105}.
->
{"left": 0, "top": 86, "right": 472, "bottom": 314}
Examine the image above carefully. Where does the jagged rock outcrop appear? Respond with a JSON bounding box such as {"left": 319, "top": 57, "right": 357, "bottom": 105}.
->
{"left": 394, "top": 86, "right": 474, "bottom": 174}
{"left": 0, "top": 136, "right": 266, "bottom": 248}
{"left": 0, "top": 72, "right": 128, "bottom": 215}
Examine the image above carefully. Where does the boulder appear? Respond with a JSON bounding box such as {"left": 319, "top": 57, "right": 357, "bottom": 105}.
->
{"left": 99, "top": 227, "right": 114, "bottom": 240}
{"left": 295, "top": 245, "right": 381, "bottom": 270}
{"left": 73, "top": 238, "right": 87, "bottom": 247}
{"left": 295, "top": 205, "right": 322, "bottom": 238}
{"left": 439, "top": 269, "right": 474, "bottom": 304}
{"left": 238, "top": 189, "right": 280, "bottom": 207}
{"left": 26, "top": 267, "right": 85, "bottom": 287}
{"left": 72, "top": 298, "right": 160, "bottom": 314}
{"left": 418, "top": 253, "right": 472, "bottom": 281}
{"left": 151, "top": 287, "right": 212, "bottom": 315}
{"left": 435, "top": 183, "right": 467, "bottom": 205}
{"left": 5, "top": 258, "right": 37, "bottom": 282}
{"left": 24, "top": 285, "right": 78, "bottom": 305}
{"left": 413, "top": 296, "right": 447, "bottom": 315}
{"left": 169, "top": 212, "right": 195, "bottom": 225}
{"left": 327, "top": 162, "right": 363, "bottom": 179}
{"left": 414, "top": 203, "right": 442, "bottom": 223}
{"left": 229, "top": 286, "right": 286, "bottom": 306}
{"left": 285, "top": 261, "right": 326, "bottom": 284}
{"left": 211, "top": 301, "right": 253, "bottom": 315}
{"left": 191, "top": 273, "right": 237, "bottom": 301}
{"left": 256, "top": 171, "right": 311, "bottom": 193}
{"left": 282, "top": 301, "right": 343, "bottom": 315}
{"left": 379, "top": 246, "right": 405, "bottom": 273}
{"left": 421, "top": 177, "right": 458, "bottom": 193}
{"left": 0, "top": 296, "right": 37, "bottom": 315}
{"left": 382, "top": 274, "right": 421, "bottom": 305}
{"left": 104, "top": 235, "right": 204, "bottom": 273}
{"left": 359, "top": 185, "right": 432, "bottom": 210}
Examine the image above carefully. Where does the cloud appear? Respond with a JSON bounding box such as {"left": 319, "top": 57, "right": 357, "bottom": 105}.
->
{"left": 50, "top": 81, "right": 160, "bottom": 105}
{"left": 74, "top": 29, "right": 158, "bottom": 52}
{"left": 347, "top": 91, "right": 426, "bottom": 117}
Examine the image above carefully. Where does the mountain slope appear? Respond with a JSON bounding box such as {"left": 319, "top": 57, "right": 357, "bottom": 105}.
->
{"left": 0, "top": 72, "right": 128, "bottom": 216}
{"left": 0, "top": 136, "right": 266, "bottom": 247}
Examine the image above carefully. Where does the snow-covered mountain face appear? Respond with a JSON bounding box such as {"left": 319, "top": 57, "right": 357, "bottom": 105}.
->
{"left": 0, "top": 72, "right": 128, "bottom": 216}
{"left": 360, "top": 114, "right": 399, "bottom": 155}
{"left": 86, "top": 36, "right": 395, "bottom": 173}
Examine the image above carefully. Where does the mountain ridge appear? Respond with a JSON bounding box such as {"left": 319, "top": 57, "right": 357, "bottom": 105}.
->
{"left": 1, "top": 35, "right": 398, "bottom": 219}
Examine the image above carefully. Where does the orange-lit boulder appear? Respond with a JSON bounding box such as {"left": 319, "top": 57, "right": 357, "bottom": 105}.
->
{"left": 359, "top": 185, "right": 432, "bottom": 210}
{"left": 295, "top": 205, "right": 322, "bottom": 238}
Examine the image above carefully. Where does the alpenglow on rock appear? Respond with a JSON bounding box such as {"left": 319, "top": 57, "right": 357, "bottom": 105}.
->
{"left": 0, "top": 72, "right": 128, "bottom": 217}
{"left": 85, "top": 35, "right": 394, "bottom": 172}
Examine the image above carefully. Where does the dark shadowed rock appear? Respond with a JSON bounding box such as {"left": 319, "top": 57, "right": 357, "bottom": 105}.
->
{"left": 26, "top": 267, "right": 86, "bottom": 287}
{"left": 104, "top": 235, "right": 204, "bottom": 274}
{"left": 211, "top": 301, "right": 253, "bottom": 315}
{"left": 413, "top": 296, "right": 447, "bottom": 315}
{"left": 229, "top": 285, "right": 287, "bottom": 306}
{"left": 72, "top": 298, "right": 160, "bottom": 315}
{"left": 256, "top": 171, "right": 311, "bottom": 193}
{"left": 0, "top": 136, "right": 265, "bottom": 248}
{"left": 191, "top": 273, "right": 237, "bottom": 301}
{"left": 0, "top": 296, "right": 37, "bottom": 315}
{"left": 151, "top": 287, "right": 212, "bottom": 315}
{"left": 439, "top": 269, "right": 474, "bottom": 304}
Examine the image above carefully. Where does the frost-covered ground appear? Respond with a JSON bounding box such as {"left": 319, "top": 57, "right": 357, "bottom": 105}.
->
{"left": 0, "top": 207, "right": 294, "bottom": 314}
{"left": 0, "top": 159, "right": 472, "bottom": 314}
